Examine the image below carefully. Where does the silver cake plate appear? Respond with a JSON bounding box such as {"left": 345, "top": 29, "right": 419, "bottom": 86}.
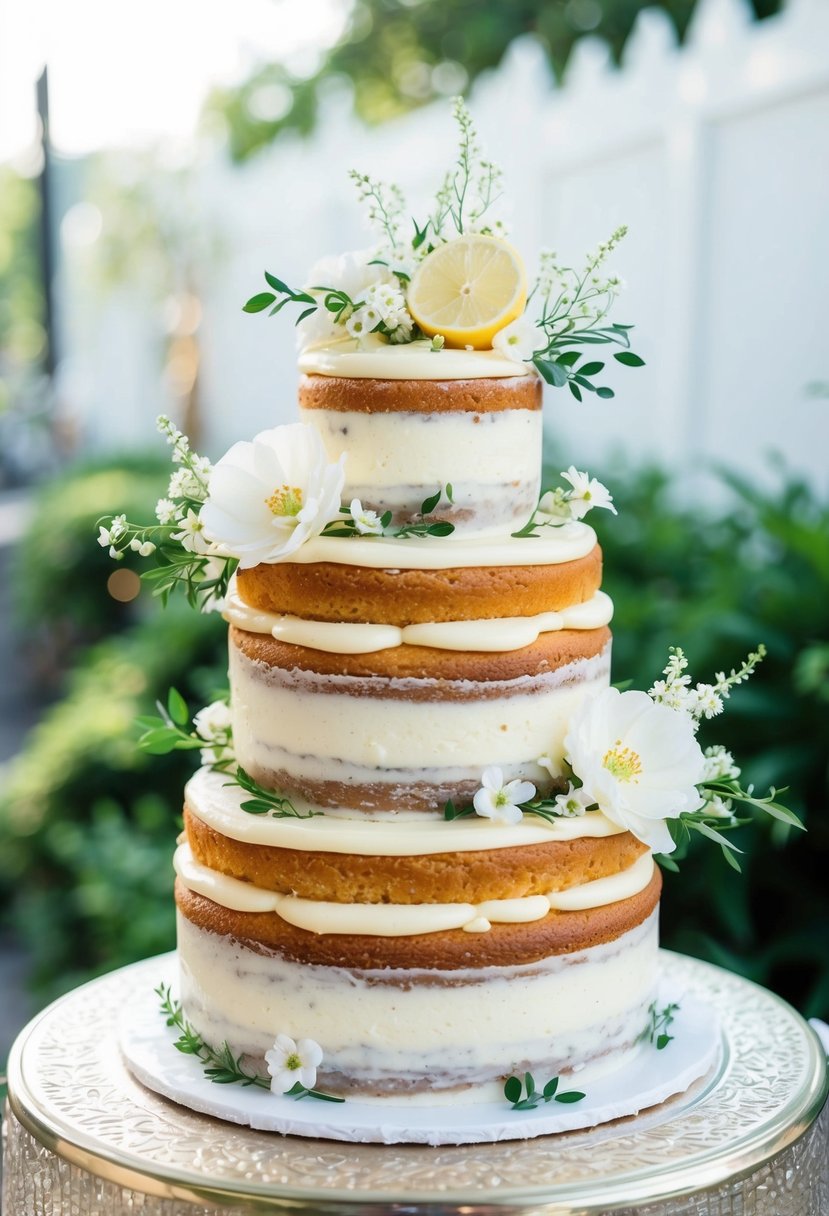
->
{"left": 119, "top": 958, "right": 721, "bottom": 1145}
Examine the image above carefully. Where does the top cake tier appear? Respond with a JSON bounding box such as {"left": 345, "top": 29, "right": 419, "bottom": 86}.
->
{"left": 298, "top": 339, "right": 542, "bottom": 539}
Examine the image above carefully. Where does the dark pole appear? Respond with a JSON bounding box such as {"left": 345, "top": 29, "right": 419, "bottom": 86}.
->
{"left": 36, "top": 66, "right": 56, "bottom": 378}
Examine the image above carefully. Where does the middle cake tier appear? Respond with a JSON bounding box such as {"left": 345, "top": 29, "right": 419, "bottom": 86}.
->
{"left": 225, "top": 533, "right": 613, "bottom": 816}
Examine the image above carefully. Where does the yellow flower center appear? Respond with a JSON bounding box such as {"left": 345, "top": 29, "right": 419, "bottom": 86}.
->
{"left": 285, "top": 1052, "right": 302, "bottom": 1072}
{"left": 602, "top": 739, "right": 642, "bottom": 782}
{"left": 265, "top": 485, "right": 303, "bottom": 517}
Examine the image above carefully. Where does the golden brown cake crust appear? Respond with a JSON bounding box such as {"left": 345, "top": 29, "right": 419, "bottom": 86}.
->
{"left": 235, "top": 545, "right": 603, "bottom": 626}
{"left": 174, "top": 867, "right": 662, "bottom": 970}
{"left": 298, "top": 373, "right": 542, "bottom": 414}
{"left": 183, "top": 806, "right": 648, "bottom": 904}
{"left": 230, "top": 623, "right": 611, "bottom": 685}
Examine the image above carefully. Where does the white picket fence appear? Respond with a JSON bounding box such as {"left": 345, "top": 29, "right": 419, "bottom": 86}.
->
{"left": 60, "top": 0, "right": 829, "bottom": 494}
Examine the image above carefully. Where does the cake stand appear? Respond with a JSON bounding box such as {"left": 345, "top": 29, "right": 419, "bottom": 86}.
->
{"left": 2, "top": 950, "right": 827, "bottom": 1216}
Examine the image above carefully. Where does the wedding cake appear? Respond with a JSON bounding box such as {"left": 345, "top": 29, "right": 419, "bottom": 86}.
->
{"left": 104, "top": 101, "right": 794, "bottom": 1119}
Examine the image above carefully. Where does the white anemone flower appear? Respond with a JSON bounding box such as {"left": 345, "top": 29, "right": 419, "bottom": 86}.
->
{"left": 265, "top": 1034, "right": 324, "bottom": 1094}
{"left": 491, "top": 314, "right": 539, "bottom": 363}
{"left": 200, "top": 424, "right": 346, "bottom": 568}
{"left": 473, "top": 766, "right": 536, "bottom": 825}
{"left": 560, "top": 467, "right": 617, "bottom": 519}
{"left": 563, "top": 687, "right": 706, "bottom": 853}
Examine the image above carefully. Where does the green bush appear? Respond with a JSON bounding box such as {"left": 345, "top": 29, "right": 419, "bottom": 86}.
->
{"left": 1, "top": 455, "right": 826, "bottom": 1015}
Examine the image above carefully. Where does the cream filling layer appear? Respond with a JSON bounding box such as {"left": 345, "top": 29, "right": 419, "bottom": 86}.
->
{"left": 278, "top": 522, "right": 596, "bottom": 570}
{"left": 302, "top": 406, "right": 541, "bottom": 490}
{"left": 174, "top": 844, "right": 653, "bottom": 935}
{"left": 184, "top": 767, "right": 626, "bottom": 853}
{"left": 298, "top": 335, "right": 535, "bottom": 380}
{"left": 231, "top": 647, "right": 610, "bottom": 773}
{"left": 224, "top": 588, "right": 613, "bottom": 655}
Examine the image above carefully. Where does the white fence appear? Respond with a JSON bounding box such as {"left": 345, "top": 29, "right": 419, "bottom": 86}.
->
{"left": 59, "top": 0, "right": 829, "bottom": 493}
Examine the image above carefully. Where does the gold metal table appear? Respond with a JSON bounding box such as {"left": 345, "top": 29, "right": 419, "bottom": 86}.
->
{"left": 2, "top": 950, "right": 827, "bottom": 1214}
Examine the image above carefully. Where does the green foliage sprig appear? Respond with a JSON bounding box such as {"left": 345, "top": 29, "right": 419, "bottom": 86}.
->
{"left": 243, "top": 271, "right": 317, "bottom": 320}
{"left": 321, "top": 486, "right": 455, "bottom": 539}
{"left": 444, "top": 795, "right": 588, "bottom": 826}
{"left": 155, "top": 985, "right": 343, "bottom": 1102}
{"left": 503, "top": 1071, "right": 586, "bottom": 1111}
{"left": 639, "top": 1001, "right": 680, "bottom": 1050}
{"left": 228, "top": 767, "right": 319, "bottom": 819}
{"left": 529, "top": 234, "right": 644, "bottom": 399}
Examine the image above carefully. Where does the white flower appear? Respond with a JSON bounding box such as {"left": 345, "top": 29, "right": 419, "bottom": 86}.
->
{"left": 155, "top": 497, "right": 180, "bottom": 525}
{"left": 198, "top": 555, "right": 230, "bottom": 615}
{"left": 297, "top": 248, "right": 394, "bottom": 350}
{"left": 472, "top": 766, "right": 536, "bottom": 825}
{"left": 688, "top": 683, "right": 724, "bottom": 720}
{"left": 492, "top": 314, "right": 539, "bottom": 363}
{"left": 191, "top": 454, "right": 213, "bottom": 481}
{"left": 563, "top": 687, "right": 706, "bottom": 853}
{"left": 363, "top": 281, "right": 407, "bottom": 328}
{"left": 168, "top": 468, "right": 201, "bottom": 500}
{"left": 702, "top": 745, "right": 741, "bottom": 784}
{"left": 704, "top": 793, "right": 734, "bottom": 819}
{"left": 388, "top": 314, "right": 414, "bottom": 344}
{"left": 193, "top": 699, "right": 233, "bottom": 767}
{"left": 349, "top": 498, "right": 384, "bottom": 536}
{"left": 536, "top": 487, "right": 573, "bottom": 523}
{"left": 98, "top": 524, "right": 117, "bottom": 549}
{"left": 265, "top": 1034, "right": 323, "bottom": 1094}
{"left": 171, "top": 508, "right": 213, "bottom": 555}
{"left": 560, "top": 467, "right": 617, "bottom": 520}
{"left": 129, "top": 538, "right": 156, "bottom": 557}
{"left": 200, "top": 423, "right": 346, "bottom": 568}
{"left": 553, "top": 783, "right": 594, "bottom": 817}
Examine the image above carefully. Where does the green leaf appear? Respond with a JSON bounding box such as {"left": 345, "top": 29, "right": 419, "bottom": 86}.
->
{"left": 503, "top": 1076, "right": 522, "bottom": 1104}
{"left": 264, "top": 272, "right": 289, "bottom": 293}
{"left": 420, "top": 489, "right": 442, "bottom": 515}
{"left": 427, "top": 522, "right": 454, "bottom": 537}
{"left": 555, "top": 350, "right": 580, "bottom": 367}
{"left": 445, "top": 483, "right": 454, "bottom": 503}
{"left": 656, "top": 1034, "right": 673, "bottom": 1050}
{"left": 137, "top": 729, "right": 179, "bottom": 755}
{"left": 524, "top": 1071, "right": 536, "bottom": 1096}
{"left": 569, "top": 382, "right": 583, "bottom": 402}
{"left": 533, "top": 357, "right": 569, "bottom": 387}
{"left": 555, "top": 1090, "right": 586, "bottom": 1104}
{"left": 596, "top": 386, "right": 615, "bottom": 399}
{"left": 579, "top": 361, "right": 605, "bottom": 377}
{"left": 243, "top": 292, "right": 276, "bottom": 314}
{"left": 656, "top": 853, "right": 680, "bottom": 873}
{"left": 543, "top": 1077, "right": 559, "bottom": 1099}
{"left": 167, "top": 687, "right": 189, "bottom": 727}
{"left": 614, "top": 351, "right": 645, "bottom": 367}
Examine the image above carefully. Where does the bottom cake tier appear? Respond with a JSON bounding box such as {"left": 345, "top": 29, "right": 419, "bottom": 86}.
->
{"left": 175, "top": 873, "right": 661, "bottom": 1104}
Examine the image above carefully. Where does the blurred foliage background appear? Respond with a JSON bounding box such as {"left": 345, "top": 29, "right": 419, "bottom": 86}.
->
{"left": 0, "top": 453, "right": 826, "bottom": 1013}
{"left": 208, "top": 0, "right": 781, "bottom": 160}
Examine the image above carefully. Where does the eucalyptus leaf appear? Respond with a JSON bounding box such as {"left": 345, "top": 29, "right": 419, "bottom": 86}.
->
{"left": 243, "top": 292, "right": 276, "bottom": 314}
{"left": 614, "top": 351, "right": 645, "bottom": 367}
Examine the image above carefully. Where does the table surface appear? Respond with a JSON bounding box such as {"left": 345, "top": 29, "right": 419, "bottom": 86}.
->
{"left": 6, "top": 949, "right": 828, "bottom": 1213}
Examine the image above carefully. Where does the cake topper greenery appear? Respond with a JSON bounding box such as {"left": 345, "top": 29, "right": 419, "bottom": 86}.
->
{"left": 244, "top": 97, "right": 644, "bottom": 402}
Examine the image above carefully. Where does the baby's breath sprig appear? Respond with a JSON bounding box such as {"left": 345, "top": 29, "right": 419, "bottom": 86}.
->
{"left": 431, "top": 97, "right": 505, "bottom": 241}
{"left": 349, "top": 171, "right": 407, "bottom": 257}
{"left": 98, "top": 416, "right": 236, "bottom": 613}
{"left": 529, "top": 231, "right": 644, "bottom": 399}
{"left": 503, "top": 1071, "right": 586, "bottom": 1111}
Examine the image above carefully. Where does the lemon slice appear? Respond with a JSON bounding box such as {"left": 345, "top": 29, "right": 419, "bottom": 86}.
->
{"left": 407, "top": 235, "right": 527, "bottom": 350}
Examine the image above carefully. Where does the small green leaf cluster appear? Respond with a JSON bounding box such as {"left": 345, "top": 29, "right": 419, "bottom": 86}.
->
{"left": 322, "top": 487, "right": 455, "bottom": 540}
{"left": 228, "top": 767, "right": 319, "bottom": 819}
{"left": 534, "top": 343, "right": 644, "bottom": 401}
{"left": 243, "top": 271, "right": 316, "bottom": 321}
{"left": 137, "top": 687, "right": 231, "bottom": 765}
{"left": 639, "top": 1001, "right": 680, "bottom": 1050}
{"left": 503, "top": 1071, "right": 586, "bottom": 1111}
{"left": 659, "top": 783, "right": 802, "bottom": 874}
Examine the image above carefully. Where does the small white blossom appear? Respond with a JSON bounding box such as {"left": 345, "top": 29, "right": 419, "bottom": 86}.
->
{"left": 560, "top": 467, "right": 617, "bottom": 520}
{"left": 388, "top": 314, "right": 415, "bottom": 344}
{"left": 129, "top": 537, "right": 156, "bottom": 557}
{"left": 155, "top": 498, "right": 180, "bottom": 525}
{"left": 193, "top": 699, "right": 233, "bottom": 766}
{"left": 172, "top": 508, "right": 212, "bottom": 555}
{"left": 168, "top": 468, "right": 201, "bottom": 500}
{"left": 536, "top": 487, "right": 573, "bottom": 523}
{"left": 345, "top": 310, "right": 371, "bottom": 339}
{"left": 191, "top": 454, "right": 213, "bottom": 481}
{"left": 704, "top": 794, "right": 734, "bottom": 819}
{"left": 472, "top": 766, "right": 536, "bottom": 825}
{"left": 349, "top": 499, "right": 384, "bottom": 536}
{"left": 553, "top": 783, "right": 594, "bottom": 817}
{"left": 109, "top": 545, "right": 123, "bottom": 560}
{"left": 199, "top": 555, "right": 230, "bottom": 615}
{"left": 492, "top": 314, "right": 539, "bottom": 363}
{"left": 702, "top": 745, "right": 741, "bottom": 784}
{"left": 109, "top": 514, "right": 127, "bottom": 540}
{"left": 98, "top": 524, "right": 117, "bottom": 549}
{"left": 688, "top": 683, "right": 724, "bottom": 720}
{"left": 265, "top": 1034, "right": 323, "bottom": 1094}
